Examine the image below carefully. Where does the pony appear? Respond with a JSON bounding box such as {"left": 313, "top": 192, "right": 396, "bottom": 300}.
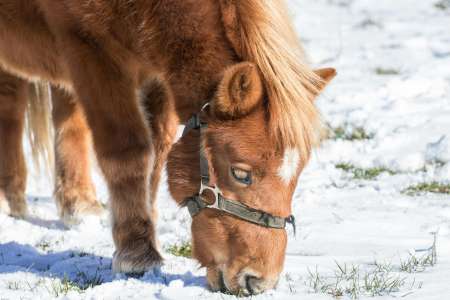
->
{"left": 0, "top": 0, "right": 335, "bottom": 295}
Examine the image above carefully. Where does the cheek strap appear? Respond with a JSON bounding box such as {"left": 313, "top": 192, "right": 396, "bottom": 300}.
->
{"left": 185, "top": 192, "right": 296, "bottom": 233}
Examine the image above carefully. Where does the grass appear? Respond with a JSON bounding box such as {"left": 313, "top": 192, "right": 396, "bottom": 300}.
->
{"left": 435, "top": 0, "right": 450, "bottom": 10}
{"left": 6, "top": 281, "right": 20, "bottom": 290}
{"left": 327, "top": 125, "right": 373, "bottom": 141}
{"left": 69, "top": 251, "right": 90, "bottom": 258}
{"left": 402, "top": 182, "right": 450, "bottom": 196}
{"left": 336, "top": 163, "right": 396, "bottom": 180}
{"left": 401, "top": 232, "right": 438, "bottom": 273}
{"left": 400, "top": 252, "right": 435, "bottom": 273}
{"left": 375, "top": 67, "right": 400, "bottom": 75}
{"left": 285, "top": 273, "right": 297, "bottom": 294}
{"left": 5, "top": 272, "right": 103, "bottom": 297}
{"left": 167, "top": 242, "right": 192, "bottom": 258}
{"left": 75, "top": 269, "right": 104, "bottom": 290}
{"left": 36, "top": 239, "right": 51, "bottom": 252}
{"left": 306, "top": 262, "right": 406, "bottom": 299}
{"left": 306, "top": 237, "right": 437, "bottom": 299}
{"left": 358, "top": 18, "right": 382, "bottom": 29}
{"left": 49, "top": 275, "right": 82, "bottom": 297}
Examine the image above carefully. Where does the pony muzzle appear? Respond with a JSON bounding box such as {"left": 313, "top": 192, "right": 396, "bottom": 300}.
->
{"left": 208, "top": 266, "right": 278, "bottom": 296}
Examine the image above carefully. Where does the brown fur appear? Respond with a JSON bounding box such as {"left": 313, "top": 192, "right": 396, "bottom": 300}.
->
{"left": 0, "top": 0, "right": 334, "bottom": 294}
{"left": 213, "top": 62, "right": 263, "bottom": 119}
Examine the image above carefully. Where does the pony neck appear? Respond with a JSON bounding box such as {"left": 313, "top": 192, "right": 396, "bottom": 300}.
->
{"left": 152, "top": 1, "right": 238, "bottom": 122}
{"left": 167, "top": 56, "right": 238, "bottom": 123}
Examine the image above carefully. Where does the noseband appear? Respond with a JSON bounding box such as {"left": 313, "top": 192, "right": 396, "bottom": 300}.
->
{"left": 181, "top": 105, "right": 296, "bottom": 234}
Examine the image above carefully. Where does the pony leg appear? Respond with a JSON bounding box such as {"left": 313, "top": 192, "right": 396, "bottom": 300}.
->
{"left": 0, "top": 69, "right": 28, "bottom": 218}
{"left": 51, "top": 87, "right": 103, "bottom": 225}
{"left": 142, "top": 80, "right": 178, "bottom": 225}
{"left": 61, "top": 36, "right": 161, "bottom": 273}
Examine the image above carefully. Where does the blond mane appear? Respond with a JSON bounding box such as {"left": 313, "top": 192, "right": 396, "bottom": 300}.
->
{"left": 219, "top": 0, "right": 323, "bottom": 161}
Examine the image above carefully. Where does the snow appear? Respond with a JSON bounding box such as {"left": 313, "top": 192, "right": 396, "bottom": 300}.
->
{"left": 1, "top": 0, "right": 450, "bottom": 299}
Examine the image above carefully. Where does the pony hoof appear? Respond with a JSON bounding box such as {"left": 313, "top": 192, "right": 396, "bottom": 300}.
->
{"left": 0, "top": 194, "right": 29, "bottom": 219}
{"left": 59, "top": 200, "right": 105, "bottom": 226}
{"left": 112, "top": 245, "right": 163, "bottom": 274}
{"left": 9, "top": 204, "right": 29, "bottom": 219}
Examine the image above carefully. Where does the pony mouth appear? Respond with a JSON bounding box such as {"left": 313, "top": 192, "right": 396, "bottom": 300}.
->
{"left": 216, "top": 270, "right": 257, "bottom": 296}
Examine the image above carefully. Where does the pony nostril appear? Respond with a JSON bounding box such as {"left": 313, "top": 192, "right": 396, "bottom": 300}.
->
{"left": 245, "top": 275, "right": 260, "bottom": 295}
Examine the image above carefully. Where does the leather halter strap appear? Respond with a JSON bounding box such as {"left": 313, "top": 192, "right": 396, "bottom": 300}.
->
{"left": 181, "top": 110, "right": 296, "bottom": 234}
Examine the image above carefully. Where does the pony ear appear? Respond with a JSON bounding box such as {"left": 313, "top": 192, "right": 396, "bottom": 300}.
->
{"left": 213, "top": 62, "right": 263, "bottom": 118}
{"left": 313, "top": 68, "right": 336, "bottom": 96}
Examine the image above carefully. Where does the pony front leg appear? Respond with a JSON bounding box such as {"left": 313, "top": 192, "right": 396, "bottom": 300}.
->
{"left": 51, "top": 87, "right": 103, "bottom": 225}
{"left": 63, "top": 39, "right": 161, "bottom": 273}
{"left": 83, "top": 90, "right": 160, "bottom": 273}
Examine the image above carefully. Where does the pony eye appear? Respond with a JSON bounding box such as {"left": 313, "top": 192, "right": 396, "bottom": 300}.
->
{"left": 231, "top": 167, "right": 252, "bottom": 185}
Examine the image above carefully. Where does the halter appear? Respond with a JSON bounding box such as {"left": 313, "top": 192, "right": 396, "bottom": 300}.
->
{"left": 181, "top": 104, "right": 296, "bottom": 234}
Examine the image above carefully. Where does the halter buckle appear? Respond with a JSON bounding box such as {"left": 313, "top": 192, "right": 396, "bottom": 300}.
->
{"left": 199, "top": 181, "right": 222, "bottom": 210}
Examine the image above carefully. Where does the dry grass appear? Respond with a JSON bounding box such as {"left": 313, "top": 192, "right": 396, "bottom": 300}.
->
{"left": 327, "top": 124, "right": 373, "bottom": 141}
{"left": 336, "top": 163, "right": 396, "bottom": 180}
{"left": 375, "top": 67, "right": 400, "bottom": 75}
{"left": 402, "top": 182, "right": 450, "bottom": 196}
{"left": 306, "top": 236, "right": 437, "bottom": 299}
{"left": 166, "top": 242, "right": 192, "bottom": 258}
{"left": 435, "top": 0, "right": 450, "bottom": 10}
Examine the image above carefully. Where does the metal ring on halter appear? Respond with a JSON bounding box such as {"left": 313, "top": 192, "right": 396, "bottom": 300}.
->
{"left": 201, "top": 102, "right": 210, "bottom": 111}
{"left": 199, "top": 182, "right": 222, "bottom": 210}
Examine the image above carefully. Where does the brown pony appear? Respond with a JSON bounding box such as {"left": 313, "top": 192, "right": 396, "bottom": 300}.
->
{"left": 0, "top": 0, "right": 335, "bottom": 295}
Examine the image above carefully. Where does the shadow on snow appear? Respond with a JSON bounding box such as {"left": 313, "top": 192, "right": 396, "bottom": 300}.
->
{"left": 0, "top": 242, "right": 206, "bottom": 292}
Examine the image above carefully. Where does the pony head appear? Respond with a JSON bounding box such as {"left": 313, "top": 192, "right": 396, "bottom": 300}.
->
{"left": 167, "top": 62, "right": 335, "bottom": 295}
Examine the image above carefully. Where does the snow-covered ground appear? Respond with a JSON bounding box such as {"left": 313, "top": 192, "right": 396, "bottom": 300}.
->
{"left": 1, "top": 0, "right": 449, "bottom": 299}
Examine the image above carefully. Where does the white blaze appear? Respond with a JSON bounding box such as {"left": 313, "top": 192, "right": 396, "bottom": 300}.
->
{"left": 277, "top": 148, "right": 300, "bottom": 184}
